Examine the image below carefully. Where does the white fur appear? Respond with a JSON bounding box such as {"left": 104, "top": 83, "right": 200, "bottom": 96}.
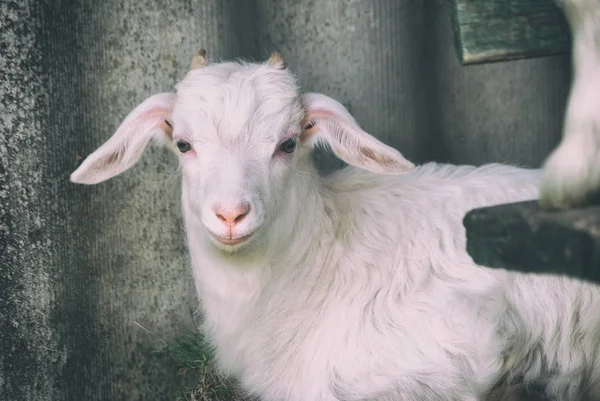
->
{"left": 71, "top": 57, "right": 600, "bottom": 401}
{"left": 540, "top": 0, "right": 600, "bottom": 209}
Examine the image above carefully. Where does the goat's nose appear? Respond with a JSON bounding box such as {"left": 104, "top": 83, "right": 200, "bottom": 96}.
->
{"left": 214, "top": 202, "right": 251, "bottom": 226}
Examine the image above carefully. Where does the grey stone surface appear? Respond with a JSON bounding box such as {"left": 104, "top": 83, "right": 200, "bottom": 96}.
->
{"left": 0, "top": 0, "right": 572, "bottom": 400}
{"left": 464, "top": 201, "right": 600, "bottom": 284}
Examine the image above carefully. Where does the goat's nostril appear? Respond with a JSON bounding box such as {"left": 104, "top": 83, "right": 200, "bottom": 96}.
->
{"left": 216, "top": 213, "right": 227, "bottom": 222}
{"left": 234, "top": 207, "right": 249, "bottom": 223}
{"left": 236, "top": 204, "right": 250, "bottom": 221}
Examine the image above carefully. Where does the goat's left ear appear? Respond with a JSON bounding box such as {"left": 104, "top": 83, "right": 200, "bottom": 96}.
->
{"left": 300, "top": 93, "right": 415, "bottom": 175}
{"left": 70, "top": 92, "right": 176, "bottom": 185}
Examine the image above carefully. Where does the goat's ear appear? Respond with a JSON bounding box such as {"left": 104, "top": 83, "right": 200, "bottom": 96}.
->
{"left": 70, "top": 93, "right": 176, "bottom": 185}
{"left": 300, "top": 93, "right": 415, "bottom": 175}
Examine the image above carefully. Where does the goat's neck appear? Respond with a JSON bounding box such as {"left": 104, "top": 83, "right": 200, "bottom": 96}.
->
{"left": 184, "top": 166, "right": 334, "bottom": 339}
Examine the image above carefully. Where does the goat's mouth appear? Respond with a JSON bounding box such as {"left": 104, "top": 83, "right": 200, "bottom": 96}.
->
{"left": 210, "top": 232, "right": 254, "bottom": 246}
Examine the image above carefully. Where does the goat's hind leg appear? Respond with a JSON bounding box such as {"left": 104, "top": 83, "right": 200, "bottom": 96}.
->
{"left": 539, "top": 0, "right": 600, "bottom": 209}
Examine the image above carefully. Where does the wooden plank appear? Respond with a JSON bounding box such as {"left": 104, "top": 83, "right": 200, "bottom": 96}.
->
{"left": 463, "top": 201, "right": 600, "bottom": 284}
{"left": 450, "top": 0, "right": 572, "bottom": 65}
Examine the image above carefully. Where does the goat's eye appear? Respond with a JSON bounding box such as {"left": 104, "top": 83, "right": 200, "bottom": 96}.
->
{"left": 278, "top": 137, "right": 297, "bottom": 154}
{"left": 176, "top": 138, "right": 193, "bottom": 153}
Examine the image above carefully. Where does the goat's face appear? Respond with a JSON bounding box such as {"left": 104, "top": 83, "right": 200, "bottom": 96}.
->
{"left": 70, "top": 51, "right": 416, "bottom": 254}
{"left": 172, "top": 62, "right": 306, "bottom": 252}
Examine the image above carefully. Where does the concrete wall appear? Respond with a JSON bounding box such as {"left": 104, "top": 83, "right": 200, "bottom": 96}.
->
{"left": 0, "top": 0, "right": 571, "bottom": 400}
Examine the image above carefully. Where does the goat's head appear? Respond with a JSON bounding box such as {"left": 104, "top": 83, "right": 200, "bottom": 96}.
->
{"left": 70, "top": 50, "right": 415, "bottom": 253}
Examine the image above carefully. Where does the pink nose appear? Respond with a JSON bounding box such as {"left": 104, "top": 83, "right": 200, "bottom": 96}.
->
{"left": 214, "top": 202, "right": 251, "bottom": 226}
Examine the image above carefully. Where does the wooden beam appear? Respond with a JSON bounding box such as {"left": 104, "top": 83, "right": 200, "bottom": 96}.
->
{"left": 463, "top": 201, "right": 600, "bottom": 284}
{"left": 450, "top": 0, "right": 572, "bottom": 65}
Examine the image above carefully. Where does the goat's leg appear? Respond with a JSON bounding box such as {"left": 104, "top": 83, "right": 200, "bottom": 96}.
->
{"left": 539, "top": 0, "right": 600, "bottom": 209}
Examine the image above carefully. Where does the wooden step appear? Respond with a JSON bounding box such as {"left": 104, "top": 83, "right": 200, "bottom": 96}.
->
{"left": 463, "top": 200, "right": 600, "bottom": 284}
{"left": 450, "top": 0, "right": 572, "bottom": 65}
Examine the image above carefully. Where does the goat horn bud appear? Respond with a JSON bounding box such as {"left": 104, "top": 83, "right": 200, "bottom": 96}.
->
{"left": 190, "top": 49, "right": 208, "bottom": 70}
{"left": 267, "top": 51, "right": 287, "bottom": 70}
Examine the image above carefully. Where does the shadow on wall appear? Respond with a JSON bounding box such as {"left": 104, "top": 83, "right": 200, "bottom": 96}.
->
{"left": 0, "top": 1, "right": 571, "bottom": 401}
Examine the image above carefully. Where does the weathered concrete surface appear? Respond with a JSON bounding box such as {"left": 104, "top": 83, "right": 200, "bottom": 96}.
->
{"left": 0, "top": 1, "right": 199, "bottom": 400}
{"left": 464, "top": 201, "right": 600, "bottom": 284}
{"left": 0, "top": 0, "right": 572, "bottom": 400}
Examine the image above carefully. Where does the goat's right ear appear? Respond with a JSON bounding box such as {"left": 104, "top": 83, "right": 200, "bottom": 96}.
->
{"left": 70, "top": 93, "right": 176, "bottom": 185}
{"left": 300, "top": 93, "right": 415, "bottom": 175}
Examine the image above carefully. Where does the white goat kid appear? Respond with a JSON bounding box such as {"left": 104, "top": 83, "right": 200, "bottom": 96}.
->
{"left": 71, "top": 51, "right": 600, "bottom": 401}
{"left": 540, "top": 0, "right": 600, "bottom": 209}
